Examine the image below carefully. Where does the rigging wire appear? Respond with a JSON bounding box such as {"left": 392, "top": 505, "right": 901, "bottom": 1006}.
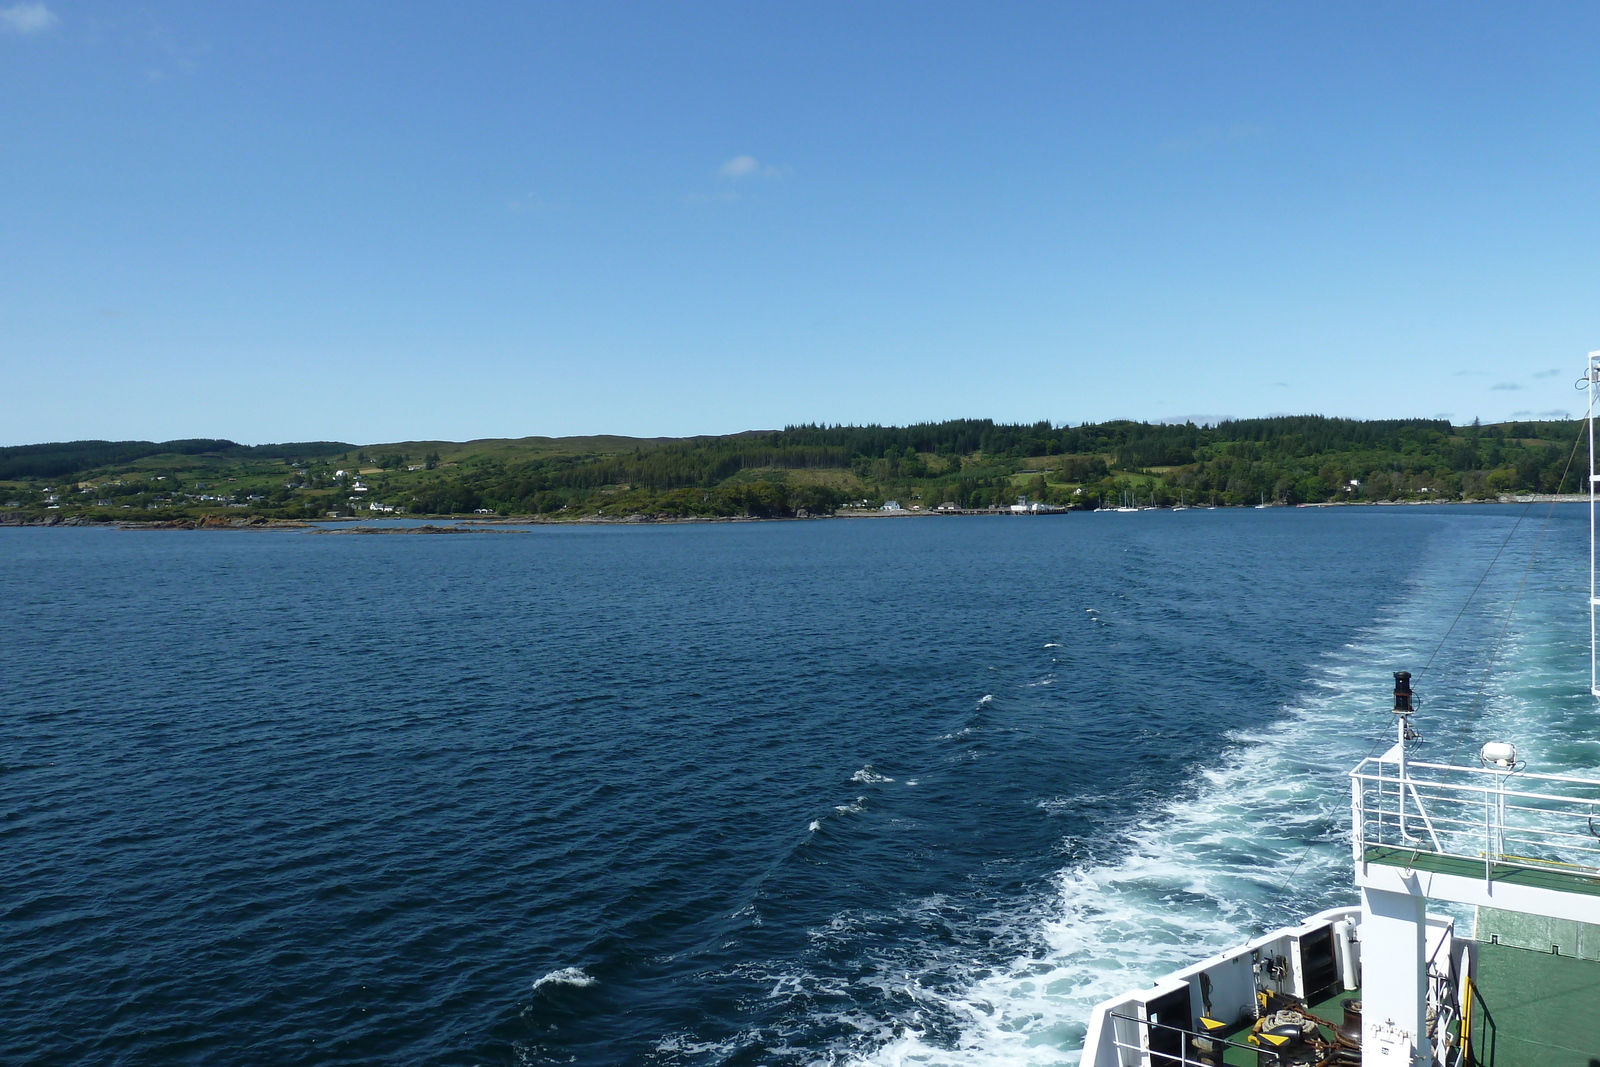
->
{"left": 1439, "top": 409, "right": 1591, "bottom": 768}
{"left": 1419, "top": 500, "right": 1537, "bottom": 674}
{"left": 1269, "top": 837, "right": 1322, "bottom": 902}
{"left": 1269, "top": 402, "right": 1594, "bottom": 907}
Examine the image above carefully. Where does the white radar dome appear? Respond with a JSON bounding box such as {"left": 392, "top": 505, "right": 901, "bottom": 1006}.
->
{"left": 1480, "top": 741, "right": 1517, "bottom": 768}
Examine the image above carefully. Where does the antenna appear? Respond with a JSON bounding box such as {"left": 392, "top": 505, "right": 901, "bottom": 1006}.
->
{"left": 1391, "top": 671, "right": 1425, "bottom": 841}
{"left": 1591, "top": 352, "right": 1600, "bottom": 698}
{"left": 1393, "top": 670, "right": 1418, "bottom": 748}
{"left": 1393, "top": 669, "right": 1419, "bottom": 764}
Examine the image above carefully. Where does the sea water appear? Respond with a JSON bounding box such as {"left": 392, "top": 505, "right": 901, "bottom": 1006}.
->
{"left": 2, "top": 506, "right": 1592, "bottom": 1066}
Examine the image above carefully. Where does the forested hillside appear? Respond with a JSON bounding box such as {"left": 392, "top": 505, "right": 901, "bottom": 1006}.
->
{"left": 0, "top": 416, "right": 1585, "bottom": 522}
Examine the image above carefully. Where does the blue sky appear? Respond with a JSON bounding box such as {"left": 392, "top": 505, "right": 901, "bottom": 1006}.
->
{"left": 4, "top": 2, "right": 1599, "bottom": 445}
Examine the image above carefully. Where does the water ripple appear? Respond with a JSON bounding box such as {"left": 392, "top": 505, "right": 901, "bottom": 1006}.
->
{"left": 2, "top": 509, "right": 1585, "bottom": 1066}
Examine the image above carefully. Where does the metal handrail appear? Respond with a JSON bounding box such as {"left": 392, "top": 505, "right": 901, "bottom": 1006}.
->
{"left": 1104, "top": 1011, "right": 1281, "bottom": 1067}
{"left": 1352, "top": 762, "right": 1600, "bottom": 802}
{"left": 1352, "top": 757, "right": 1600, "bottom": 880}
{"left": 1387, "top": 758, "right": 1600, "bottom": 784}
{"left": 1358, "top": 769, "right": 1600, "bottom": 807}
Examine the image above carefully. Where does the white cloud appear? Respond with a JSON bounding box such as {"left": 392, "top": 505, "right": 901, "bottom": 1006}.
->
{"left": 1490, "top": 382, "right": 1523, "bottom": 391}
{"left": 718, "top": 155, "right": 787, "bottom": 179}
{"left": 0, "top": 2, "right": 57, "bottom": 33}
{"left": 1531, "top": 368, "right": 1561, "bottom": 379}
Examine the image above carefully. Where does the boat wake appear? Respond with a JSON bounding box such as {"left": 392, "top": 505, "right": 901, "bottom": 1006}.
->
{"left": 841, "top": 665, "right": 1392, "bottom": 1064}
{"left": 835, "top": 520, "right": 1569, "bottom": 1066}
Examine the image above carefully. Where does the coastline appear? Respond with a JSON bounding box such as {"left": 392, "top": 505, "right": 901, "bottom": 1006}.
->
{"left": 0, "top": 494, "right": 1588, "bottom": 530}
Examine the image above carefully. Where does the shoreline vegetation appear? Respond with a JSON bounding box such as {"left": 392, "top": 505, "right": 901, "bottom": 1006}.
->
{"left": 0, "top": 417, "right": 1592, "bottom": 527}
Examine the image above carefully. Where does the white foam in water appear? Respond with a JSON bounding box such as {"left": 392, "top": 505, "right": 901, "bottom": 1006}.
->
{"left": 657, "top": 1033, "right": 746, "bottom": 1059}
{"left": 838, "top": 518, "right": 1581, "bottom": 1067}
{"left": 845, "top": 676, "right": 1382, "bottom": 1066}
{"left": 532, "top": 966, "right": 596, "bottom": 990}
{"left": 852, "top": 767, "right": 896, "bottom": 784}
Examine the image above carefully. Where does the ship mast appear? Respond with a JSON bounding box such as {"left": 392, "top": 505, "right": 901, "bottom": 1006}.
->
{"left": 1591, "top": 351, "right": 1600, "bottom": 698}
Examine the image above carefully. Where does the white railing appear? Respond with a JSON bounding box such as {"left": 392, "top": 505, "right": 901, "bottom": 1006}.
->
{"left": 1430, "top": 967, "right": 1466, "bottom": 1067}
{"left": 1103, "top": 1012, "right": 1266, "bottom": 1067}
{"left": 1351, "top": 757, "right": 1600, "bottom": 881}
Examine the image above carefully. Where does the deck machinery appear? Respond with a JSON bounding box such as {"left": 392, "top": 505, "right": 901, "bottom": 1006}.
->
{"left": 1079, "top": 357, "right": 1600, "bottom": 1067}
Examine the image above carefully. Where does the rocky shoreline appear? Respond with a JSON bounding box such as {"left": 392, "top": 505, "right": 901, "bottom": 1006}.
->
{"left": 0, "top": 513, "right": 312, "bottom": 529}
{"left": 309, "top": 524, "right": 526, "bottom": 535}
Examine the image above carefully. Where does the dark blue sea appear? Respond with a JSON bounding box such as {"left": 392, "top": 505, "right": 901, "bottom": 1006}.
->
{"left": 4, "top": 507, "right": 1593, "bottom": 1066}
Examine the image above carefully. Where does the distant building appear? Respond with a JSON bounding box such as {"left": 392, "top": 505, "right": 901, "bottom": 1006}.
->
{"left": 881, "top": 500, "right": 903, "bottom": 511}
